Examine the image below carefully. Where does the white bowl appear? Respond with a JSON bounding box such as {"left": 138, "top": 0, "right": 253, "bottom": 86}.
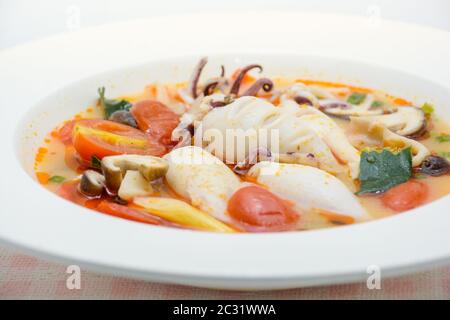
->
{"left": 1, "top": 12, "right": 450, "bottom": 290}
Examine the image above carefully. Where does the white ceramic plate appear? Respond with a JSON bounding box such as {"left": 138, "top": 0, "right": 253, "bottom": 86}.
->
{"left": 1, "top": 12, "right": 450, "bottom": 290}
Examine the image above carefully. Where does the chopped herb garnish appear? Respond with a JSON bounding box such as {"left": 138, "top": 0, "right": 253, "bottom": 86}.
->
{"left": 421, "top": 102, "right": 434, "bottom": 116}
{"left": 98, "top": 87, "right": 132, "bottom": 119}
{"left": 371, "top": 101, "right": 383, "bottom": 108}
{"left": 439, "top": 151, "right": 450, "bottom": 158}
{"left": 48, "top": 175, "right": 66, "bottom": 183}
{"left": 357, "top": 148, "right": 412, "bottom": 195}
{"left": 91, "top": 155, "right": 102, "bottom": 169}
{"left": 435, "top": 134, "right": 450, "bottom": 143}
{"left": 347, "top": 92, "right": 367, "bottom": 105}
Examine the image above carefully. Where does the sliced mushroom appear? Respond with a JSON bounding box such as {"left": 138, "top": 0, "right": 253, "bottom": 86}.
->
{"left": 79, "top": 170, "right": 105, "bottom": 197}
{"left": 357, "top": 107, "right": 426, "bottom": 137}
{"left": 101, "top": 155, "right": 169, "bottom": 192}
{"left": 349, "top": 118, "right": 430, "bottom": 167}
{"left": 118, "top": 170, "right": 154, "bottom": 201}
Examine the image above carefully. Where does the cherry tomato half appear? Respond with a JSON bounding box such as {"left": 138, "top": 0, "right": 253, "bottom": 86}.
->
{"left": 227, "top": 186, "right": 300, "bottom": 232}
{"left": 381, "top": 180, "right": 429, "bottom": 212}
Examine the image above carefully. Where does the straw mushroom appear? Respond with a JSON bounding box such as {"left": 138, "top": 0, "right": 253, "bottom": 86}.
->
{"left": 118, "top": 170, "right": 154, "bottom": 201}
{"left": 356, "top": 107, "right": 426, "bottom": 137}
{"left": 79, "top": 170, "right": 105, "bottom": 197}
{"left": 101, "top": 155, "right": 169, "bottom": 192}
{"left": 349, "top": 117, "right": 430, "bottom": 167}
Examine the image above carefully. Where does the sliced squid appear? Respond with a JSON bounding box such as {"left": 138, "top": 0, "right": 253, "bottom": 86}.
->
{"left": 247, "top": 162, "right": 369, "bottom": 224}
{"left": 163, "top": 146, "right": 241, "bottom": 223}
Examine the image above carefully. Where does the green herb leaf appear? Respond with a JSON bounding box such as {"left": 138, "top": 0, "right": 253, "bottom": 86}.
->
{"left": 357, "top": 148, "right": 412, "bottom": 195}
{"left": 435, "top": 134, "right": 450, "bottom": 143}
{"left": 421, "top": 102, "right": 434, "bottom": 116}
{"left": 347, "top": 92, "right": 367, "bottom": 105}
{"left": 91, "top": 155, "right": 102, "bottom": 169}
{"left": 49, "top": 175, "right": 66, "bottom": 183}
{"left": 371, "top": 101, "right": 383, "bottom": 108}
{"left": 98, "top": 87, "right": 132, "bottom": 119}
{"left": 439, "top": 151, "right": 450, "bottom": 158}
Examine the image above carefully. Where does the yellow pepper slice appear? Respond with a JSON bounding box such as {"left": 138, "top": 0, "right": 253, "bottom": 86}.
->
{"left": 133, "top": 197, "right": 236, "bottom": 233}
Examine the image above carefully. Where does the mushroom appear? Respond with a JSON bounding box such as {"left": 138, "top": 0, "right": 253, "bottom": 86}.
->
{"left": 79, "top": 170, "right": 105, "bottom": 197}
{"left": 118, "top": 170, "right": 154, "bottom": 201}
{"left": 357, "top": 107, "right": 426, "bottom": 137}
{"left": 349, "top": 118, "right": 430, "bottom": 167}
{"left": 101, "top": 155, "right": 169, "bottom": 192}
{"left": 418, "top": 155, "right": 450, "bottom": 176}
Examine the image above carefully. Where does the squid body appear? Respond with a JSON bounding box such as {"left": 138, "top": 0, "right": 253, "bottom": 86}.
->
{"left": 163, "top": 146, "right": 368, "bottom": 225}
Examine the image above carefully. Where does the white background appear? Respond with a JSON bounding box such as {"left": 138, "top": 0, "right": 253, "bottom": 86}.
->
{"left": 1, "top": 0, "right": 450, "bottom": 50}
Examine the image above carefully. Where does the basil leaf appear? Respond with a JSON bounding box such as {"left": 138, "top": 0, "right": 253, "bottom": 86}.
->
{"left": 421, "top": 102, "right": 434, "bottom": 116}
{"left": 49, "top": 175, "right": 66, "bottom": 183}
{"left": 357, "top": 148, "right": 412, "bottom": 195}
{"left": 435, "top": 134, "right": 450, "bottom": 143}
{"left": 91, "top": 155, "right": 102, "bottom": 169}
{"left": 347, "top": 92, "right": 367, "bottom": 105}
{"left": 371, "top": 101, "right": 383, "bottom": 108}
{"left": 98, "top": 87, "right": 132, "bottom": 119}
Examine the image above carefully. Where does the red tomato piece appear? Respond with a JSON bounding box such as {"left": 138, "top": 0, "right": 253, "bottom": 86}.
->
{"left": 382, "top": 180, "right": 429, "bottom": 212}
{"left": 96, "top": 200, "right": 176, "bottom": 227}
{"left": 131, "top": 100, "right": 180, "bottom": 147}
{"left": 57, "top": 180, "right": 101, "bottom": 209}
{"left": 58, "top": 120, "right": 76, "bottom": 145}
{"left": 227, "top": 186, "right": 300, "bottom": 232}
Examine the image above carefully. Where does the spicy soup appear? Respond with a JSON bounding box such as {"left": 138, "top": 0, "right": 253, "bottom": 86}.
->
{"left": 33, "top": 58, "right": 450, "bottom": 233}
